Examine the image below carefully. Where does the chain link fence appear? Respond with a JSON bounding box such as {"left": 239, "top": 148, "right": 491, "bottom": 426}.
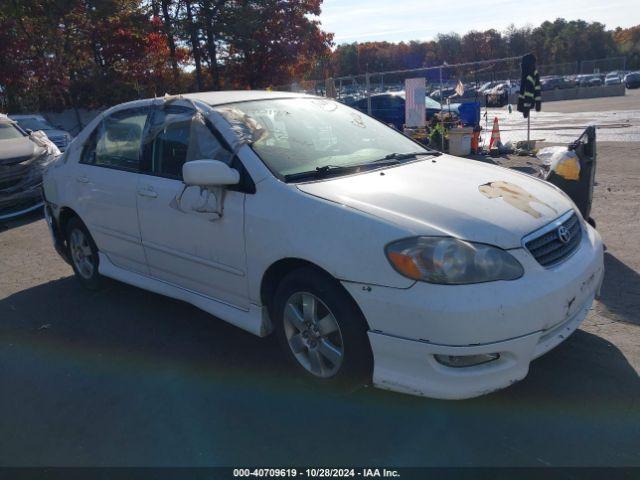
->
{"left": 275, "top": 56, "right": 629, "bottom": 114}
{"left": 579, "top": 56, "right": 626, "bottom": 74}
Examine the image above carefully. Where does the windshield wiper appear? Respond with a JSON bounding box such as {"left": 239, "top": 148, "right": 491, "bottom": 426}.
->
{"left": 284, "top": 160, "right": 401, "bottom": 182}
{"left": 379, "top": 150, "right": 441, "bottom": 161}
{"left": 283, "top": 151, "right": 440, "bottom": 183}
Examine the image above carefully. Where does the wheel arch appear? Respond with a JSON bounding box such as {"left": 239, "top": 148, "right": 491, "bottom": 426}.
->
{"left": 259, "top": 257, "right": 371, "bottom": 330}
{"left": 58, "top": 206, "right": 82, "bottom": 236}
{"left": 56, "top": 207, "right": 94, "bottom": 257}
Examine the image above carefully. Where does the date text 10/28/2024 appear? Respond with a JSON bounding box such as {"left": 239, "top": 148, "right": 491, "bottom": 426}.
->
{"left": 233, "top": 468, "right": 401, "bottom": 478}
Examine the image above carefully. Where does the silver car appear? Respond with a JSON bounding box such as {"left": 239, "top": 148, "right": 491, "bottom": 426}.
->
{"left": 10, "top": 114, "right": 73, "bottom": 152}
{"left": 0, "top": 115, "right": 59, "bottom": 220}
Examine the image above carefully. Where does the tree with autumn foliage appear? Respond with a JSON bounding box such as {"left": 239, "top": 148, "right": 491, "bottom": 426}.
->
{"left": 0, "top": 0, "right": 181, "bottom": 113}
{"left": 613, "top": 25, "right": 640, "bottom": 69}
{"left": 0, "top": 0, "right": 333, "bottom": 111}
{"left": 329, "top": 19, "right": 636, "bottom": 78}
{"left": 222, "top": 0, "right": 333, "bottom": 89}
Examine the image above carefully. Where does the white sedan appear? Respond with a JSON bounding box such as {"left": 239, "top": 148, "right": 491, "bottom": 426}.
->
{"left": 42, "top": 91, "right": 604, "bottom": 399}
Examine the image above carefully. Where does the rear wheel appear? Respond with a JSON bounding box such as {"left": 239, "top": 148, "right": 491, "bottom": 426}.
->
{"left": 66, "top": 217, "right": 101, "bottom": 290}
{"left": 272, "top": 268, "right": 372, "bottom": 390}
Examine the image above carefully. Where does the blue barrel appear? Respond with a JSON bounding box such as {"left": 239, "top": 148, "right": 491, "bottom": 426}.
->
{"left": 458, "top": 102, "right": 481, "bottom": 127}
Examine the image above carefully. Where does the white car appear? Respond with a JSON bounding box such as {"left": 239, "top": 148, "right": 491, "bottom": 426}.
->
{"left": 42, "top": 91, "right": 604, "bottom": 399}
{"left": 10, "top": 114, "right": 73, "bottom": 152}
{"left": 604, "top": 72, "right": 622, "bottom": 85}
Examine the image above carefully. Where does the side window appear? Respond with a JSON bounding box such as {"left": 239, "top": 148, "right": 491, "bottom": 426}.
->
{"left": 81, "top": 108, "right": 149, "bottom": 171}
{"left": 144, "top": 105, "right": 233, "bottom": 180}
{"left": 80, "top": 128, "right": 98, "bottom": 165}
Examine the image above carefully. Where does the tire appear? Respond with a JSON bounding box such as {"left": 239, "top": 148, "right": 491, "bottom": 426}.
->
{"left": 66, "top": 216, "right": 101, "bottom": 290}
{"left": 271, "top": 267, "right": 372, "bottom": 391}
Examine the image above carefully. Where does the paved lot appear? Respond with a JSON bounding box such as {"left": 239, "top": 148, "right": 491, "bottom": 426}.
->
{"left": 483, "top": 88, "right": 640, "bottom": 144}
{"left": 1, "top": 99, "right": 640, "bottom": 466}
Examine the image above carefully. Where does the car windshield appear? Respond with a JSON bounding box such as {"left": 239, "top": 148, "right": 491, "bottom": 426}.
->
{"left": 0, "top": 122, "right": 25, "bottom": 140}
{"left": 216, "top": 98, "right": 431, "bottom": 179}
{"left": 16, "top": 118, "right": 52, "bottom": 131}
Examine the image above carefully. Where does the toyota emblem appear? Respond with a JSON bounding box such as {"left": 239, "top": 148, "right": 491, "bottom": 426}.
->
{"left": 557, "top": 225, "right": 571, "bottom": 244}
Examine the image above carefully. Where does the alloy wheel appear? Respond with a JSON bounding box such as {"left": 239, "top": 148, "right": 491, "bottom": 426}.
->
{"left": 69, "top": 228, "right": 94, "bottom": 280}
{"left": 283, "top": 292, "right": 344, "bottom": 378}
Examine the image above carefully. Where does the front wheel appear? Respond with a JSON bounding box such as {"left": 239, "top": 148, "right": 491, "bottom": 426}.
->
{"left": 66, "top": 216, "right": 101, "bottom": 290}
{"left": 272, "top": 268, "right": 372, "bottom": 390}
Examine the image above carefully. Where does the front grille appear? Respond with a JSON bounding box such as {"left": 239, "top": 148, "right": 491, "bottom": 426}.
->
{"left": 0, "top": 178, "right": 21, "bottom": 190}
{"left": 524, "top": 212, "right": 582, "bottom": 267}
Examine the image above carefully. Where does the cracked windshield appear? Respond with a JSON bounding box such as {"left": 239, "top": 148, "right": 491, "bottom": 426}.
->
{"left": 220, "top": 98, "right": 430, "bottom": 179}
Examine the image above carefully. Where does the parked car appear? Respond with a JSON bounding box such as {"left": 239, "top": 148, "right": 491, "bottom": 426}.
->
{"left": 485, "top": 82, "right": 519, "bottom": 96}
{"left": 577, "top": 74, "right": 603, "bottom": 87}
{"left": 624, "top": 72, "right": 640, "bottom": 89}
{"left": 42, "top": 91, "right": 604, "bottom": 399}
{"left": 11, "top": 114, "right": 73, "bottom": 152}
{"left": 429, "top": 87, "right": 457, "bottom": 101}
{"left": 0, "top": 115, "right": 60, "bottom": 220}
{"left": 604, "top": 72, "right": 622, "bottom": 85}
{"left": 352, "top": 92, "right": 459, "bottom": 130}
{"left": 477, "top": 81, "right": 499, "bottom": 94}
{"left": 540, "top": 76, "right": 569, "bottom": 90}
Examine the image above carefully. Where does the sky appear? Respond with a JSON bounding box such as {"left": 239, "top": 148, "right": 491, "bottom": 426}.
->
{"left": 319, "top": 0, "right": 640, "bottom": 45}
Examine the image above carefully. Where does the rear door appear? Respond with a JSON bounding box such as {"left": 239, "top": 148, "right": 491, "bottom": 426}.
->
{"left": 136, "top": 104, "right": 250, "bottom": 309}
{"left": 73, "top": 106, "right": 150, "bottom": 274}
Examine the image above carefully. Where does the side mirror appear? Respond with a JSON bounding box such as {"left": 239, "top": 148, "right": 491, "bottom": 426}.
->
{"left": 26, "top": 129, "right": 34, "bottom": 134}
{"left": 183, "top": 160, "right": 240, "bottom": 187}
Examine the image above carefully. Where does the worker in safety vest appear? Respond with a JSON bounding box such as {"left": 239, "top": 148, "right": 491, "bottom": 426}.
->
{"left": 517, "top": 53, "right": 542, "bottom": 118}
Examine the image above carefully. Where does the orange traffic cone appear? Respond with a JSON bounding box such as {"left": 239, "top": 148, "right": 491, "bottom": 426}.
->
{"left": 489, "top": 117, "right": 501, "bottom": 149}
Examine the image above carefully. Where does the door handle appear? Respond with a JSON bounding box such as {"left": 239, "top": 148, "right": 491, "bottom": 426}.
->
{"left": 76, "top": 176, "right": 89, "bottom": 183}
{"left": 138, "top": 188, "right": 158, "bottom": 198}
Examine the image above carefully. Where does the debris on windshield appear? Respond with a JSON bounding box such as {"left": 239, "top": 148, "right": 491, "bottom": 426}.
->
{"left": 213, "top": 106, "right": 268, "bottom": 146}
{"left": 311, "top": 99, "right": 338, "bottom": 112}
{"left": 350, "top": 112, "right": 366, "bottom": 128}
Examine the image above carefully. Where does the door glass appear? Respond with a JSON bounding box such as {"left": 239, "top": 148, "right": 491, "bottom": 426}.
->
{"left": 145, "top": 105, "right": 232, "bottom": 180}
{"left": 86, "top": 108, "right": 148, "bottom": 171}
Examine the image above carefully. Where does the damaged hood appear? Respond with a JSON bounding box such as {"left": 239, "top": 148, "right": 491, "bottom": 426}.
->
{"left": 296, "top": 154, "right": 575, "bottom": 249}
{"left": 0, "top": 137, "right": 42, "bottom": 164}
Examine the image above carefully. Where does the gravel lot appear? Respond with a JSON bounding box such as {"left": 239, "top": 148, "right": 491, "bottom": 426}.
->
{"left": 1, "top": 96, "right": 639, "bottom": 467}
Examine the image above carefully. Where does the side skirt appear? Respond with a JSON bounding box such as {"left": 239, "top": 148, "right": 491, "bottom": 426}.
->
{"left": 98, "top": 252, "right": 272, "bottom": 337}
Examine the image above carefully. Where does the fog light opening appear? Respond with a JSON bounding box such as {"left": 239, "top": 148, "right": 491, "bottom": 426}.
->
{"left": 434, "top": 353, "right": 500, "bottom": 368}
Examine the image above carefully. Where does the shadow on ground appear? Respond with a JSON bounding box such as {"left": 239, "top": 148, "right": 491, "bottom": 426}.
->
{"left": 598, "top": 252, "right": 640, "bottom": 326}
{"left": 0, "top": 208, "right": 44, "bottom": 232}
{"left": 0, "top": 276, "right": 639, "bottom": 467}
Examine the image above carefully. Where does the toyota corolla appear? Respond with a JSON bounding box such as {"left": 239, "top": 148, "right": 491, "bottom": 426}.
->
{"left": 42, "top": 91, "right": 604, "bottom": 399}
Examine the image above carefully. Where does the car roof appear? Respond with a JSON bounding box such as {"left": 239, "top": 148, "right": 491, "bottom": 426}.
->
{"left": 107, "top": 90, "right": 318, "bottom": 114}
{"left": 181, "top": 90, "right": 312, "bottom": 105}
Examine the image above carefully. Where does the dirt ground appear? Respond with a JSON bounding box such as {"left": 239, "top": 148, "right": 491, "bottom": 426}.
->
{"left": 1, "top": 103, "right": 639, "bottom": 466}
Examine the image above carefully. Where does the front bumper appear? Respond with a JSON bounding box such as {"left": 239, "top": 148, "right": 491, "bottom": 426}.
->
{"left": 0, "top": 182, "right": 43, "bottom": 221}
{"left": 343, "top": 223, "right": 604, "bottom": 399}
{"left": 367, "top": 292, "right": 594, "bottom": 399}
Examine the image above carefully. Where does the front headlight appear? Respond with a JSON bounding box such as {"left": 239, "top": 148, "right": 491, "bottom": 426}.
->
{"left": 385, "top": 237, "right": 524, "bottom": 284}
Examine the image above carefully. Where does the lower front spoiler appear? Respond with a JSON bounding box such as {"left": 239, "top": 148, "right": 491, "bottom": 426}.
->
{"left": 368, "top": 295, "right": 594, "bottom": 400}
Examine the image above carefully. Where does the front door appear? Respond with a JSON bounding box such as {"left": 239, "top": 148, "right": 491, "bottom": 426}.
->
{"left": 136, "top": 104, "right": 249, "bottom": 309}
{"left": 73, "top": 106, "right": 149, "bottom": 274}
